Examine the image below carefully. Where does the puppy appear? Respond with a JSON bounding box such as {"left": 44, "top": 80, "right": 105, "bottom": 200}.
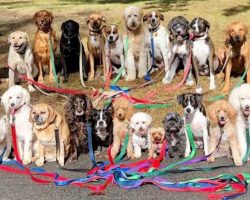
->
{"left": 33, "top": 10, "right": 57, "bottom": 83}
{"left": 103, "top": 25, "right": 125, "bottom": 76}
{"left": 221, "top": 22, "right": 250, "bottom": 94}
{"left": 207, "top": 100, "right": 242, "bottom": 166}
{"left": 30, "top": 103, "right": 70, "bottom": 167}
{"left": 111, "top": 96, "right": 135, "bottom": 159}
{"left": 148, "top": 127, "right": 165, "bottom": 159}
{"left": 1, "top": 85, "right": 35, "bottom": 165}
{"left": 190, "top": 17, "right": 217, "bottom": 90}
{"left": 163, "top": 112, "right": 186, "bottom": 158}
{"left": 8, "top": 31, "right": 38, "bottom": 92}
{"left": 177, "top": 93, "right": 209, "bottom": 156}
{"left": 142, "top": 11, "right": 170, "bottom": 72}
{"left": 0, "top": 115, "right": 11, "bottom": 161}
{"left": 60, "top": 20, "right": 88, "bottom": 83}
{"left": 86, "top": 13, "right": 106, "bottom": 80}
{"left": 130, "top": 112, "right": 152, "bottom": 158}
{"left": 64, "top": 94, "right": 93, "bottom": 162}
{"left": 123, "top": 6, "right": 146, "bottom": 81}
{"left": 162, "top": 16, "right": 201, "bottom": 93}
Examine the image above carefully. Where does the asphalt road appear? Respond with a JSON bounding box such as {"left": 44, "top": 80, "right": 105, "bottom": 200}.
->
{"left": 0, "top": 150, "right": 250, "bottom": 200}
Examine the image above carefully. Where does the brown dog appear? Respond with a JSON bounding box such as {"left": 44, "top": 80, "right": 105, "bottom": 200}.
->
{"left": 148, "top": 127, "right": 165, "bottom": 159}
{"left": 86, "top": 13, "right": 106, "bottom": 80}
{"left": 29, "top": 103, "right": 70, "bottom": 167}
{"left": 220, "top": 21, "right": 250, "bottom": 94}
{"left": 33, "top": 10, "right": 57, "bottom": 83}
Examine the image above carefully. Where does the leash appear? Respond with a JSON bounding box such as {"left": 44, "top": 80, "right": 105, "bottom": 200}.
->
{"left": 78, "top": 35, "right": 86, "bottom": 87}
{"left": 104, "top": 48, "right": 113, "bottom": 88}
{"left": 49, "top": 36, "right": 59, "bottom": 87}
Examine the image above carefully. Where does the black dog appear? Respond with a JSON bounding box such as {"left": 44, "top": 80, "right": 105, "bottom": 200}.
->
{"left": 163, "top": 112, "right": 186, "bottom": 158}
{"left": 60, "top": 20, "right": 88, "bottom": 83}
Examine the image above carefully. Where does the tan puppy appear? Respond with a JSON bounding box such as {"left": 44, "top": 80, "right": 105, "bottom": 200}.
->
{"left": 148, "top": 127, "right": 165, "bottom": 159}
{"left": 29, "top": 103, "right": 70, "bottom": 167}
{"left": 33, "top": 10, "right": 57, "bottom": 83}
{"left": 86, "top": 13, "right": 106, "bottom": 80}
{"left": 220, "top": 21, "right": 250, "bottom": 94}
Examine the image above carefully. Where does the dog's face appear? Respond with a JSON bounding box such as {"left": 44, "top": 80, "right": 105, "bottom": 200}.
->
{"left": 238, "top": 88, "right": 250, "bottom": 117}
{"left": 61, "top": 20, "right": 79, "bottom": 40}
{"left": 87, "top": 13, "right": 106, "bottom": 32}
{"left": 163, "top": 112, "right": 183, "bottom": 133}
{"left": 73, "top": 96, "right": 86, "bottom": 117}
{"left": 124, "top": 6, "right": 143, "bottom": 31}
{"left": 168, "top": 16, "right": 190, "bottom": 41}
{"left": 103, "top": 25, "right": 119, "bottom": 44}
{"left": 190, "top": 17, "right": 210, "bottom": 36}
{"left": 113, "top": 97, "right": 134, "bottom": 121}
{"left": 143, "top": 11, "right": 164, "bottom": 29}
{"left": 8, "top": 31, "right": 29, "bottom": 53}
{"left": 177, "top": 93, "right": 203, "bottom": 116}
{"left": 226, "top": 21, "right": 248, "bottom": 43}
{"left": 130, "top": 112, "right": 152, "bottom": 136}
{"left": 33, "top": 10, "right": 53, "bottom": 31}
{"left": 149, "top": 127, "right": 165, "bottom": 144}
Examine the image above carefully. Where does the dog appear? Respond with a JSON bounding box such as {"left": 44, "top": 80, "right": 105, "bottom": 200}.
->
{"left": 60, "top": 20, "right": 88, "bottom": 83}
{"left": 220, "top": 22, "right": 250, "bottom": 94}
{"left": 64, "top": 94, "right": 93, "bottom": 162}
{"left": 111, "top": 96, "right": 135, "bottom": 159}
{"left": 162, "top": 16, "right": 202, "bottom": 93}
{"left": 190, "top": 17, "right": 217, "bottom": 90}
{"left": 29, "top": 103, "right": 70, "bottom": 167}
{"left": 103, "top": 25, "right": 125, "bottom": 76}
{"left": 229, "top": 83, "right": 250, "bottom": 160}
{"left": 33, "top": 10, "right": 57, "bottom": 83}
{"left": 86, "top": 13, "right": 106, "bottom": 80}
{"left": 141, "top": 11, "right": 170, "bottom": 73}
{"left": 1, "top": 85, "right": 35, "bottom": 165}
{"left": 7, "top": 31, "right": 38, "bottom": 92}
{"left": 177, "top": 93, "right": 209, "bottom": 156}
{"left": 130, "top": 112, "right": 152, "bottom": 158}
{"left": 163, "top": 112, "right": 186, "bottom": 158}
{"left": 0, "top": 115, "right": 12, "bottom": 161}
{"left": 123, "top": 6, "right": 147, "bottom": 81}
{"left": 207, "top": 100, "right": 242, "bottom": 166}
{"left": 148, "top": 127, "right": 165, "bottom": 159}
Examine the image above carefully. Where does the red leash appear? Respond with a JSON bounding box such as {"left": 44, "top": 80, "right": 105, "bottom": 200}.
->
{"left": 104, "top": 48, "right": 113, "bottom": 89}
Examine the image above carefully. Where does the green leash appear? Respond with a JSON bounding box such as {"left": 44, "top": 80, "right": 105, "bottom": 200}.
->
{"left": 134, "top": 104, "right": 172, "bottom": 109}
{"left": 114, "top": 133, "right": 129, "bottom": 163}
{"left": 49, "top": 37, "right": 59, "bottom": 87}
{"left": 242, "top": 128, "right": 250, "bottom": 164}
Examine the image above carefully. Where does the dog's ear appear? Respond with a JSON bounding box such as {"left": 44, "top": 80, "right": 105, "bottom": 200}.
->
{"left": 225, "top": 25, "right": 231, "bottom": 44}
{"left": 204, "top": 19, "right": 210, "bottom": 30}
{"left": 195, "top": 93, "right": 203, "bottom": 106}
{"left": 1, "top": 89, "right": 10, "bottom": 113}
{"left": 61, "top": 22, "right": 65, "bottom": 32}
{"left": 177, "top": 94, "right": 184, "bottom": 105}
{"left": 106, "top": 103, "right": 114, "bottom": 116}
{"left": 7, "top": 33, "right": 13, "bottom": 44}
{"left": 22, "top": 87, "right": 30, "bottom": 105}
{"left": 228, "top": 102, "right": 237, "bottom": 124}
{"left": 102, "top": 16, "right": 106, "bottom": 23}
{"left": 143, "top": 14, "right": 148, "bottom": 22}
{"left": 86, "top": 17, "right": 90, "bottom": 24}
{"left": 47, "top": 105, "right": 56, "bottom": 124}
{"left": 33, "top": 11, "right": 38, "bottom": 25}
{"left": 85, "top": 97, "right": 93, "bottom": 121}
{"left": 146, "top": 114, "right": 152, "bottom": 126}
{"left": 75, "top": 21, "right": 80, "bottom": 35}
{"left": 159, "top": 13, "right": 164, "bottom": 21}
{"left": 244, "top": 23, "right": 248, "bottom": 35}
{"left": 207, "top": 103, "right": 217, "bottom": 126}
{"left": 29, "top": 107, "right": 34, "bottom": 123}
{"left": 23, "top": 32, "right": 29, "bottom": 43}
{"left": 48, "top": 11, "right": 53, "bottom": 23}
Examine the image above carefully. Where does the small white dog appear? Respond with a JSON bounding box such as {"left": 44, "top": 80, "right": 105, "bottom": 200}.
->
{"left": 1, "top": 85, "right": 35, "bottom": 165}
{"left": 0, "top": 115, "right": 11, "bottom": 161}
{"left": 229, "top": 83, "right": 250, "bottom": 159}
{"left": 130, "top": 112, "right": 152, "bottom": 158}
{"left": 8, "top": 31, "right": 38, "bottom": 92}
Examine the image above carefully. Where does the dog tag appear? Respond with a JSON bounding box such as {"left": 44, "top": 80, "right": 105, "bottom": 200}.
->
{"left": 154, "top": 32, "right": 158, "bottom": 37}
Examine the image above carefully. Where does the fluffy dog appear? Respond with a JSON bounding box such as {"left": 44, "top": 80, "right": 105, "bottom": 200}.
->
{"left": 123, "top": 6, "right": 146, "bottom": 81}
{"left": 177, "top": 93, "right": 209, "bottom": 156}
{"left": 220, "top": 22, "right": 250, "bottom": 94}
{"left": 148, "top": 127, "right": 165, "bottom": 159}
{"left": 8, "top": 31, "right": 38, "bottom": 92}
{"left": 111, "top": 96, "right": 135, "bottom": 159}
{"left": 130, "top": 112, "right": 152, "bottom": 158}
{"left": 86, "top": 13, "right": 106, "bottom": 80}
{"left": 0, "top": 115, "right": 11, "bottom": 161}
{"left": 60, "top": 20, "right": 88, "bottom": 83}
{"left": 163, "top": 112, "right": 186, "bottom": 158}
{"left": 33, "top": 10, "right": 57, "bottom": 83}
{"left": 103, "top": 25, "right": 125, "bottom": 76}
{"left": 207, "top": 100, "right": 242, "bottom": 166}
{"left": 29, "top": 103, "right": 70, "bottom": 167}
{"left": 190, "top": 17, "right": 217, "bottom": 90}
{"left": 1, "top": 85, "right": 35, "bottom": 165}
{"left": 162, "top": 16, "right": 202, "bottom": 93}
{"left": 229, "top": 83, "right": 250, "bottom": 159}
{"left": 64, "top": 94, "right": 93, "bottom": 162}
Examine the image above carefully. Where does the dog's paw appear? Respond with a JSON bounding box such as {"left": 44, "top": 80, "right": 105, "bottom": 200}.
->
{"left": 88, "top": 74, "right": 94, "bottom": 81}
{"left": 94, "top": 150, "right": 101, "bottom": 156}
{"left": 222, "top": 87, "right": 229, "bottom": 95}
{"left": 209, "top": 84, "right": 216, "bottom": 90}
{"left": 35, "top": 158, "right": 44, "bottom": 167}
{"left": 195, "top": 87, "right": 203, "bottom": 94}
{"left": 234, "top": 158, "right": 243, "bottom": 166}
{"left": 31, "top": 156, "right": 38, "bottom": 163}
{"left": 207, "top": 156, "right": 215, "bottom": 163}
{"left": 28, "top": 85, "right": 36, "bottom": 92}
{"left": 59, "top": 160, "right": 64, "bottom": 167}
{"left": 23, "top": 158, "right": 32, "bottom": 165}
{"left": 162, "top": 77, "right": 171, "bottom": 84}
{"left": 134, "top": 152, "right": 141, "bottom": 159}
{"left": 2, "top": 157, "right": 10, "bottom": 161}
{"left": 186, "top": 79, "right": 194, "bottom": 86}
{"left": 68, "top": 156, "right": 77, "bottom": 163}
{"left": 38, "top": 77, "right": 44, "bottom": 83}
{"left": 125, "top": 76, "right": 135, "bottom": 81}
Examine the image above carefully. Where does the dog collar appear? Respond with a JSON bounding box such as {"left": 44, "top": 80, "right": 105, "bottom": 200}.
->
{"left": 192, "top": 32, "right": 208, "bottom": 40}
{"left": 10, "top": 103, "right": 26, "bottom": 123}
{"left": 148, "top": 24, "right": 160, "bottom": 33}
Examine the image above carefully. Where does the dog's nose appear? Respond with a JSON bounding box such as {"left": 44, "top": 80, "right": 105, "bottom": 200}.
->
{"left": 109, "top": 35, "right": 113, "bottom": 40}
{"left": 34, "top": 115, "right": 39, "bottom": 120}
{"left": 151, "top": 18, "right": 156, "bottom": 23}
{"left": 186, "top": 108, "right": 191, "bottom": 113}
{"left": 220, "top": 116, "right": 225, "bottom": 120}
{"left": 131, "top": 21, "right": 136, "bottom": 27}
{"left": 235, "top": 35, "right": 240, "bottom": 40}
{"left": 11, "top": 103, "right": 15, "bottom": 107}
{"left": 99, "top": 121, "right": 104, "bottom": 126}
{"left": 93, "top": 21, "right": 98, "bottom": 26}
{"left": 176, "top": 30, "right": 182, "bottom": 34}
{"left": 246, "top": 105, "right": 250, "bottom": 110}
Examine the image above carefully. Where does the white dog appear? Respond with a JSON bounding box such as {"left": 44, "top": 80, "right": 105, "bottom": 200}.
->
{"left": 229, "top": 83, "right": 250, "bottom": 159}
{"left": 0, "top": 115, "right": 12, "bottom": 161}
{"left": 130, "top": 112, "right": 152, "bottom": 158}
{"left": 1, "top": 85, "right": 35, "bottom": 165}
{"left": 123, "top": 6, "right": 147, "bottom": 81}
{"left": 8, "top": 31, "right": 38, "bottom": 92}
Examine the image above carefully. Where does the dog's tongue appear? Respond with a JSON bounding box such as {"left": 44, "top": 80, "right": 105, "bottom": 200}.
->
{"left": 244, "top": 109, "right": 250, "bottom": 117}
{"left": 219, "top": 120, "right": 226, "bottom": 126}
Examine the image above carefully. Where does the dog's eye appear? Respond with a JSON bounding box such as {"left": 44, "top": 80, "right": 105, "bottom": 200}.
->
{"left": 12, "top": 37, "right": 15, "bottom": 40}
{"left": 9, "top": 97, "right": 12, "bottom": 99}
{"left": 134, "top": 14, "right": 138, "bottom": 17}
{"left": 142, "top": 121, "right": 145, "bottom": 124}
{"left": 32, "top": 112, "right": 36, "bottom": 115}
{"left": 16, "top": 96, "right": 20, "bottom": 99}
{"left": 40, "top": 112, "right": 46, "bottom": 115}
{"left": 241, "top": 97, "right": 244, "bottom": 100}
{"left": 19, "top": 37, "right": 23, "bottom": 39}
{"left": 149, "top": 14, "right": 152, "bottom": 18}
{"left": 128, "top": 15, "right": 131, "bottom": 18}
{"left": 113, "top": 31, "right": 117, "bottom": 34}
{"left": 107, "top": 31, "right": 111, "bottom": 34}
{"left": 136, "top": 122, "right": 139, "bottom": 125}
{"left": 155, "top": 15, "right": 158, "bottom": 18}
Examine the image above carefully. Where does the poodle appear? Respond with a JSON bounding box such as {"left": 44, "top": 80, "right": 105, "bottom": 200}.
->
{"left": 111, "top": 96, "right": 135, "bottom": 159}
{"left": 64, "top": 94, "right": 93, "bottom": 162}
{"left": 229, "top": 83, "right": 250, "bottom": 160}
{"left": 148, "top": 127, "right": 165, "bottom": 159}
{"left": 207, "top": 100, "right": 242, "bottom": 166}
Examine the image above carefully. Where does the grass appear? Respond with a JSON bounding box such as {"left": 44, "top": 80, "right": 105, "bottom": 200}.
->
{"left": 0, "top": 0, "right": 250, "bottom": 127}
